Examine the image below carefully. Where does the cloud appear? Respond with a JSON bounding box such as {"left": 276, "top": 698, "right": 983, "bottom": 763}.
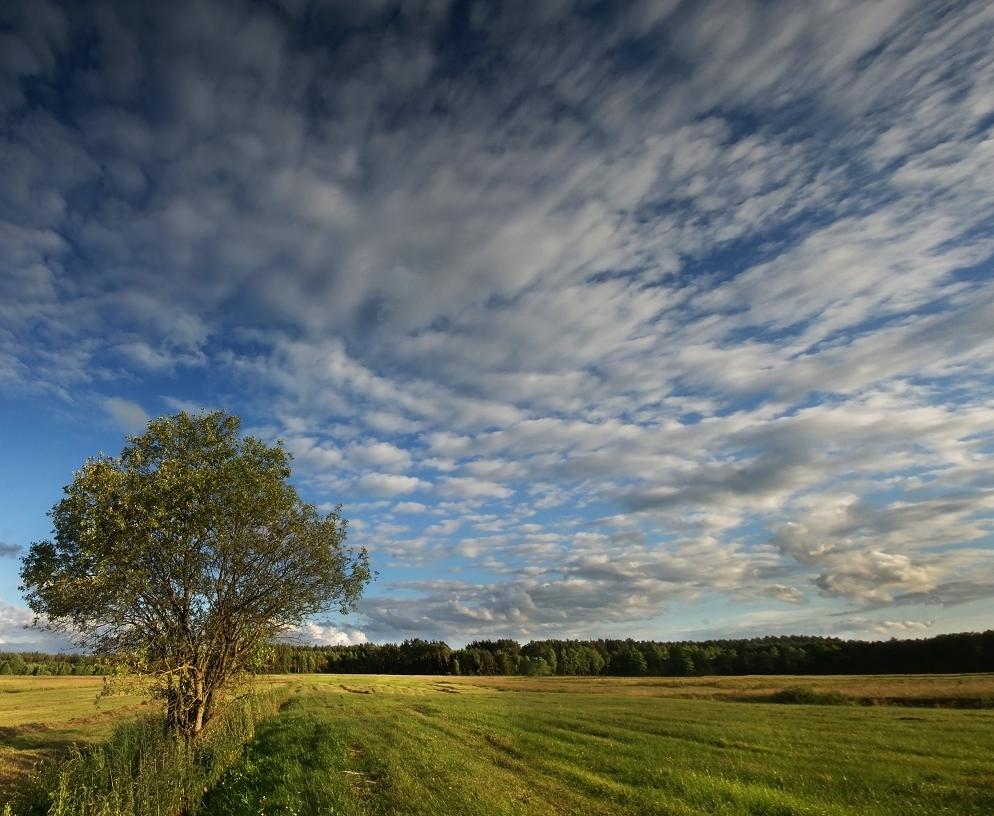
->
{"left": 283, "top": 435, "right": 344, "bottom": 475}
{"left": 346, "top": 440, "right": 411, "bottom": 472}
{"left": 100, "top": 397, "right": 150, "bottom": 433}
{"left": 669, "top": 610, "right": 939, "bottom": 644}
{"left": 357, "top": 473, "right": 428, "bottom": 497}
{"left": 0, "top": 599, "right": 72, "bottom": 651}
{"left": 1, "top": 0, "right": 993, "bottom": 643}
{"left": 358, "top": 532, "right": 759, "bottom": 641}
{"left": 284, "top": 620, "right": 367, "bottom": 647}
{"left": 761, "top": 584, "right": 808, "bottom": 605}
{"left": 425, "top": 519, "right": 461, "bottom": 537}
{"left": 813, "top": 550, "right": 937, "bottom": 606}
{"left": 439, "top": 477, "right": 514, "bottom": 501}
{"left": 393, "top": 502, "right": 428, "bottom": 514}
{"left": 0, "top": 542, "right": 21, "bottom": 558}
{"left": 836, "top": 617, "right": 935, "bottom": 640}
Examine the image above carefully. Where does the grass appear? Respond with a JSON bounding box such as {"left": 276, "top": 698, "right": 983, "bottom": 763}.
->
{"left": 0, "top": 677, "right": 150, "bottom": 804}
{"left": 444, "top": 672, "right": 994, "bottom": 706}
{"left": 200, "top": 674, "right": 994, "bottom": 816}
{"left": 30, "top": 689, "right": 287, "bottom": 816}
{"left": 4, "top": 673, "right": 993, "bottom": 814}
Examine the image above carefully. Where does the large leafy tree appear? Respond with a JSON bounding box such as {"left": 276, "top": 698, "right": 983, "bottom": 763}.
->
{"left": 20, "top": 411, "right": 371, "bottom": 740}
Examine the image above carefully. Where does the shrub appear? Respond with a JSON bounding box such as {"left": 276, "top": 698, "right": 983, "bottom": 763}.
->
{"left": 767, "top": 686, "right": 851, "bottom": 706}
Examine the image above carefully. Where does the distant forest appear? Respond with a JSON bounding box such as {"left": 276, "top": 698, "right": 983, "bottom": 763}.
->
{"left": 4, "top": 631, "right": 991, "bottom": 677}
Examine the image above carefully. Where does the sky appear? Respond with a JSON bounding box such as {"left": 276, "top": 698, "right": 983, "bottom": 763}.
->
{"left": 1, "top": 0, "right": 993, "bottom": 651}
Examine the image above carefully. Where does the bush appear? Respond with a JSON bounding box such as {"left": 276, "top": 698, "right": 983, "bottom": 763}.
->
{"left": 766, "top": 686, "right": 851, "bottom": 706}
{"left": 19, "top": 688, "right": 287, "bottom": 816}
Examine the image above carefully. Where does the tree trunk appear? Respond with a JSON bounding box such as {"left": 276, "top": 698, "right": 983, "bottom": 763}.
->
{"left": 193, "top": 676, "right": 206, "bottom": 736}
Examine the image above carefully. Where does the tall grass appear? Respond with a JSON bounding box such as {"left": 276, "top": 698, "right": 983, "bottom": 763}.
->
{"left": 19, "top": 689, "right": 286, "bottom": 816}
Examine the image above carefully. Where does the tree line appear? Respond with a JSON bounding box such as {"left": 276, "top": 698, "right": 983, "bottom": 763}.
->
{"left": 4, "top": 631, "right": 991, "bottom": 678}
{"left": 261, "top": 630, "right": 994, "bottom": 676}
{"left": 0, "top": 651, "right": 115, "bottom": 676}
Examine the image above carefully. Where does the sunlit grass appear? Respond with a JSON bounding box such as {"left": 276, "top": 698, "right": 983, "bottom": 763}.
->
{"left": 5, "top": 674, "right": 993, "bottom": 813}
{"left": 0, "top": 677, "right": 150, "bottom": 803}
{"left": 396, "top": 671, "right": 994, "bottom": 704}
{"left": 201, "top": 674, "right": 994, "bottom": 816}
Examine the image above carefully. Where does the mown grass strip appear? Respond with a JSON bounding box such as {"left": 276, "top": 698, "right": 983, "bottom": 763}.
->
{"left": 196, "top": 676, "right": 994, "bottom": 816}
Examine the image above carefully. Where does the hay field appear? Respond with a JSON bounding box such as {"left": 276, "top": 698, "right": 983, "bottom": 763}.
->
{"left": 201, "top": 673, "right": 994, "bottom": 815}
{"left": 4, "top": 673, "right": 993, "bottom": 814}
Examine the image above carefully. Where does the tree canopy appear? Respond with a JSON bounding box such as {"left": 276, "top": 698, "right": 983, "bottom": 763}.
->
{"left": 20, "top": 411, "right": 371, "bottom": 739}
{"left": 255, "top": 631, "right": 994, "bottom": 678}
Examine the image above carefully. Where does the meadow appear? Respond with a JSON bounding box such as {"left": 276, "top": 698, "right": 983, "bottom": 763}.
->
{"left": 0, "top": 676, "right": 150, "bottom": 804}
{"left": 3, "top": 673, "right": 993, "bottom": 815}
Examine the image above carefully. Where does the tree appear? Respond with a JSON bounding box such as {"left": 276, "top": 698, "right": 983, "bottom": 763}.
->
{"left": 20, "top": 411, "right": 371, "bottom": 740}
{"left": 608, "top": 643, "right": 647, "bottom": 676}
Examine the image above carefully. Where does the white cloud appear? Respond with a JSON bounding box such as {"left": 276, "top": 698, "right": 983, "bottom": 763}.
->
{"left": 283, "top": 435, "right": 344, "bottom": 474}
{"left": 285, "top": 620, "right": 367, "bottom": 647}
{"left": 357, "top": 473, "right": 428, "bottom": 497}
{"left": 2, "top": 0, "right": 993, "bottom": 643}
{"left": 439, "top": 477, "right": 514, "bottom": 500}
{"left": 115, "top": 341, "right": 186, "bottom": 371}
{"left": 0, "top": 599, "right": 71, "bottom": 651}
{"left": 100, "top": 396, "right": 149, "bottom": 433}
{"left": 836, "top": 617, "right": 936, "bottom": 640}
{"left": 425, "top": 519, "right": 461, "bottom": 537}
{"left": 346, "top": 440, "right": 411, "bottom": 472}
{"left": 393, "top": 501, "right": 428, "bottom": 514}
{"left": 762, "top": 584, "right": 808, "bottom": 605}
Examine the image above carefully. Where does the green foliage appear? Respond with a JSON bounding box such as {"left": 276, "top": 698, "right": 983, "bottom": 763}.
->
{"left": 19, "top": 411, "right": 371, "bottom": 740}
{"left": 766, "top": 686, "right": 852, "bottom": 705}
{"left": 260, "top": 630, "right": 994, "bottom": 678}
{"left": 0, "top": 652, "right": 112, "bottom": 678}
{"left": 608, "top": 642, "right": 648, "bottom": 676}
{"left": 516, "top": 655, "right": 551, "bottom": 676}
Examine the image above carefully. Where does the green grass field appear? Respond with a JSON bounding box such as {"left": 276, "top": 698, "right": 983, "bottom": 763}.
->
{"left": 0, "top": 676, "right": 151, "bottom": 803}
{"left": 4, "top": 673, "right": 994, "bottom": 815}
{"left": 201, "top": 674, "right": 994, "bottom": 816}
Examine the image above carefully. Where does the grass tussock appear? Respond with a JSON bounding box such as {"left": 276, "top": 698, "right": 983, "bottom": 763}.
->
{"left": 12, "top": 689, "right": 286, "bottom": 816}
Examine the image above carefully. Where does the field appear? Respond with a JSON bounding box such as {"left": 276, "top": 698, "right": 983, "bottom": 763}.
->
{"left": 0, "top": 676, "right": 151, "bottom": 803}
{"left": 442, "top": 672, "right": 994, "bottom": 704}
{"left": 4, "top": 673, "right": 994, "bottom": 815}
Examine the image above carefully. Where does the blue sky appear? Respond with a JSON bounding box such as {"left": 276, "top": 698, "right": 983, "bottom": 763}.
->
{"left": 2, "top": 0, "right": 993, "bottom": 650}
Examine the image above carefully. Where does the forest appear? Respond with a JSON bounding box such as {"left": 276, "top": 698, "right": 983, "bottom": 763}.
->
{"left": 5, "top": 630, "right": 990, "bottom": 678}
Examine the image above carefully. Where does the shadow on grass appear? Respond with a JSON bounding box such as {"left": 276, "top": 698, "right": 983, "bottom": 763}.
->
{"left": 750, "top": 686, "right": 994, "bottom": 708}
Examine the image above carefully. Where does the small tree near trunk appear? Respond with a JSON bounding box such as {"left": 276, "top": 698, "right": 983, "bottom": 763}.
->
{"left": 20, "top": 411, "right": 371, "bottom": 741}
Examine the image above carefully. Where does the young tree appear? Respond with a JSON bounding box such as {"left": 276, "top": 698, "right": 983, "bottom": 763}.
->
{"left": 20, "top": 411, "right": 371, "bottom": 741}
